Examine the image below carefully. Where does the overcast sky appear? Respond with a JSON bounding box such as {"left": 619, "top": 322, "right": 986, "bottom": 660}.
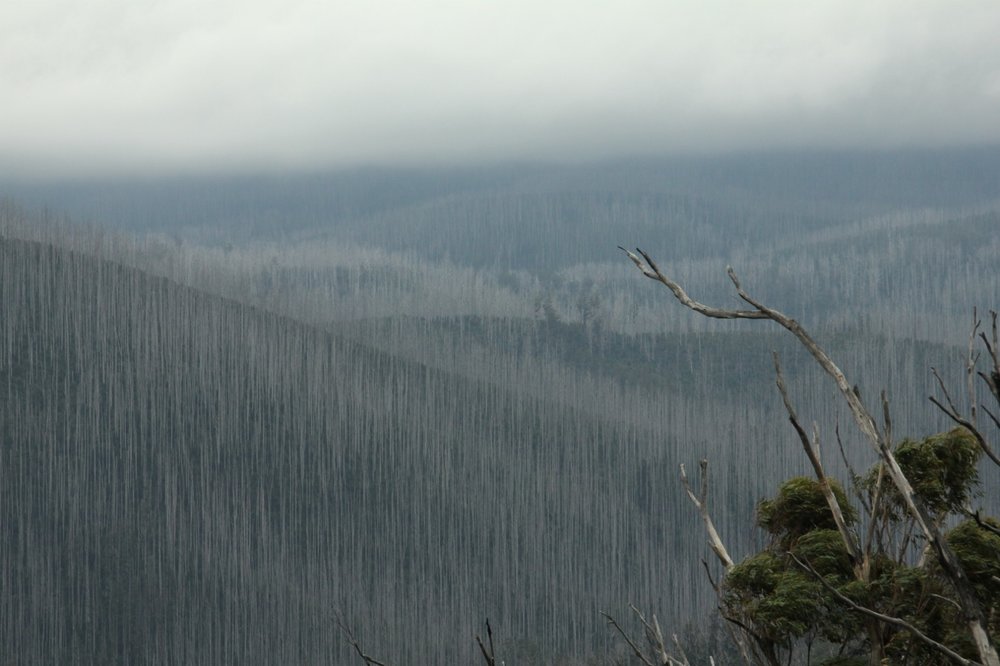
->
{"left": 3, "top": 0, "right": 1000, "bottom": 176}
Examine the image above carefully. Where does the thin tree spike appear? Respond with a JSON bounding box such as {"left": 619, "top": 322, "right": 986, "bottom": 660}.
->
{"left": 601, "top": 611, "right": 655, "bottom": 666}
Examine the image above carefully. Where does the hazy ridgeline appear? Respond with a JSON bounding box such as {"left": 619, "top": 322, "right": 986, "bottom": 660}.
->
{"left": 2, "top": 153, "right": 999, "bottom": 663}
{"left": 9, "top": 153, "right": 998, "bottom": 343}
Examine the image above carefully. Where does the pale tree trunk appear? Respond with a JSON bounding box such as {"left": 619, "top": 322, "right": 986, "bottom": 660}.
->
{"left": 623, "top": 248, "right": 999, "bottom": 666}
{"left": 678, "top": 462, "right": 764, "bottom": 666}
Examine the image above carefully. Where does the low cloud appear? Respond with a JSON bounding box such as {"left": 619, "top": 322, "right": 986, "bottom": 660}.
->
{"left": 3, "top": 0, "right": 1000, "bottom": 175}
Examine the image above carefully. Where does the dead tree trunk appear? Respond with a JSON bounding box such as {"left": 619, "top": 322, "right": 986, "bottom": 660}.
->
{"left": 621, "top": 247, "right": 999, "bottom": 666}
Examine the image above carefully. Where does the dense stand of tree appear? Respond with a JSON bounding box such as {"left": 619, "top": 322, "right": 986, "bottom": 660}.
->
{"left": 2, "top": 230, "right": 713, "bottom": 663}
{"left": 2, "top": 152, "right": 999, "bottom": 663}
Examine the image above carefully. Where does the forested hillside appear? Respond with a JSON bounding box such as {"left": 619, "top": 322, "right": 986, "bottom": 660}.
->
{"left": 2, "top": 151, "right": 998, "bottom": 663}
{"left": 0, "top": 234, "right": 662, "bottom": 662}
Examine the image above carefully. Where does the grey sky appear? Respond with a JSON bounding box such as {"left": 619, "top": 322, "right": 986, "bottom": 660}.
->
{"left": 3, "top": 0, "right": 1000, "bottom": 176}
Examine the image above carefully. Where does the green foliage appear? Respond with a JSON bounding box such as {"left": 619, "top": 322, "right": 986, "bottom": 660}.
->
{"left": 724, "top": 553, "right": 823, "bottom": 644}
{"left": 868, "top": 428, "right": 981, "bottom": 519}
{"left": 876, "top": 563, "right": 962, "bottom": 665}
{"left": 754, "top": 572, "right": 827, "bottom": 642}
{"left": 757, "top": 477, "right": 857, "bottom": 549}
{"left": 946, "top": 518, "right": 1000, "bottom": 626}
{"left": 900, "top": 428, "right": 981, "bottom": 511}
{"left": 727, "top": 429, "right": 998, "bottom": 665}
{"left": 789, "top": 530, "right": 853, "bottom": 579}
{"left": 723, "top": 534, "right": 859, "bottom": 648}
{"left": 724, "top": 552, "right": 784, "bottom": 601}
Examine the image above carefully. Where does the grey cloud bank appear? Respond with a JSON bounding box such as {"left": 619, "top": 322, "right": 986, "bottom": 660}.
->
{"left": 3, "top": 0, "right": 1000, "bottom": 176}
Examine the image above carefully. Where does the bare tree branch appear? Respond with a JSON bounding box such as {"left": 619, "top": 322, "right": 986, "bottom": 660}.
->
{"left": 474, "top": 619, "right": 497, "bottom": 666}
{"left": 700, "top": 560, "right": 759, "bottom": 666}
{"left": 701, "top": 559, "right": 719, "bottom": 592}
{"left": 983, "top": 405, "right": 1000, "bottom": 432}
{"left": 865, "top": 461, "right": 887, "bottom": 560}
{"left": 835, "top": 420, "right": 872, "bottom": 517}
{"left": 967, "top": 310, "right": 982, "bottom": 426}
{"left": 932, "top": 367, "right": 963, "bottom": 415}
{"left": 979, "top": 371, "right": 1000, "bottom": 407}
{"left": 927, "top": 310, "right": 1000, "bottom": 469}
{"left": 603, "top": 610, "right": 656, "bottom": 666}
{"left": 862, "top": 398, "right": 891, "bottom": 561}
{"left": 618, "top": 247, "right": 767, "bottom": 320}
{"left": 335, "top": 611, "right": 391, "bottom": 666}
{"left": 967, "top": 509, "right": 1000, "bottom": 539}
{"left": 604, "top": 607, "right": 704, "bottom": 666}
{"left": 624, "top": 252, "right": 1000, "bottom": 666}
{"left": 619, "top": 246, "right": 658, "bottom": 279}
{"left": 680, "top": 461, "right": 734, "bottom": 569}
{"left": 773, "top": 352, "right": 862, "bottom": 568}
{"left": 930, "top": 593, "right": 964, "bottom": 612}
{"left": 629, "top": 604, "right": 675, "bottom": 666}
{"left": 979, "top": 311, "right": 1000, "bottom": 404}
{"left": 670, "top": 632, "right": 692, "bottom": 666}
{"left": 930, "top": 367, "right": 1000, "bottom": 468}
{"left": 487, "top": 619, "right": 496, "bottom": 664}
{"left": 718, "top": 613, "right": 780, "bottom": 666}
{"left": 929, "top": 396, "right": 1000, "bottom": 468}
{"left": 881, "top": 390, "right": 893, "bottom": 451}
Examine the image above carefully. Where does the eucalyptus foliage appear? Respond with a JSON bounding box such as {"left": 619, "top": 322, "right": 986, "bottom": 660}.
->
{"left": 723, "top": 431, "right": 997, "bottom": 665}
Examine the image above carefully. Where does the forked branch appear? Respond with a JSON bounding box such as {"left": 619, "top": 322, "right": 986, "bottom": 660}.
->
{"left": 680, "top": 460, "right": 734, "bottom": 570}
{"left": 930, "top": 366, "right": 1000, "bottom": 469}
{"left": 930, "top": 310, "right": 1000, "bottom": 466}
{"left": 979, "top": 311, "right": 1000, "bottom": 404}
{"left": 475, "top": 619, "right": 498, "bottom": 666}
{"left": 619, "top": 247, "right": 767, "bottom": 320}
{"left": 968, "top": 510, "right": 1000, "bottom": 539}
{"left": 336, "top": 611, "right": 390, "bottom": 666}
{"left": 603, "top": 605, "right": 696, "bottom": 666}
{"left": 602, "top": 610, "right": 656, "bottom": 666}
{"left": 623, "top": 248, "right": 1000, "bottom": 666}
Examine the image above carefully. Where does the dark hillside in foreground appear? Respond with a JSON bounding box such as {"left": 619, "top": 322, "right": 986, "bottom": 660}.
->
{"left": 0, "top": 236, "right": 699, "bottom": 663}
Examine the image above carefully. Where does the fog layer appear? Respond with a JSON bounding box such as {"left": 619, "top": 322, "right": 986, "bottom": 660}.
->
{"left": 3, "top": 1, "right": 1000, "bottom": 175}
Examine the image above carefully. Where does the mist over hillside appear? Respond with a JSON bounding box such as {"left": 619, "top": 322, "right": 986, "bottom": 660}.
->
{"left": 7, "top": 151, "right": 999, "bottom": 342}
{"left": 2, "top": 151, "right": 999, "bottom": 663}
